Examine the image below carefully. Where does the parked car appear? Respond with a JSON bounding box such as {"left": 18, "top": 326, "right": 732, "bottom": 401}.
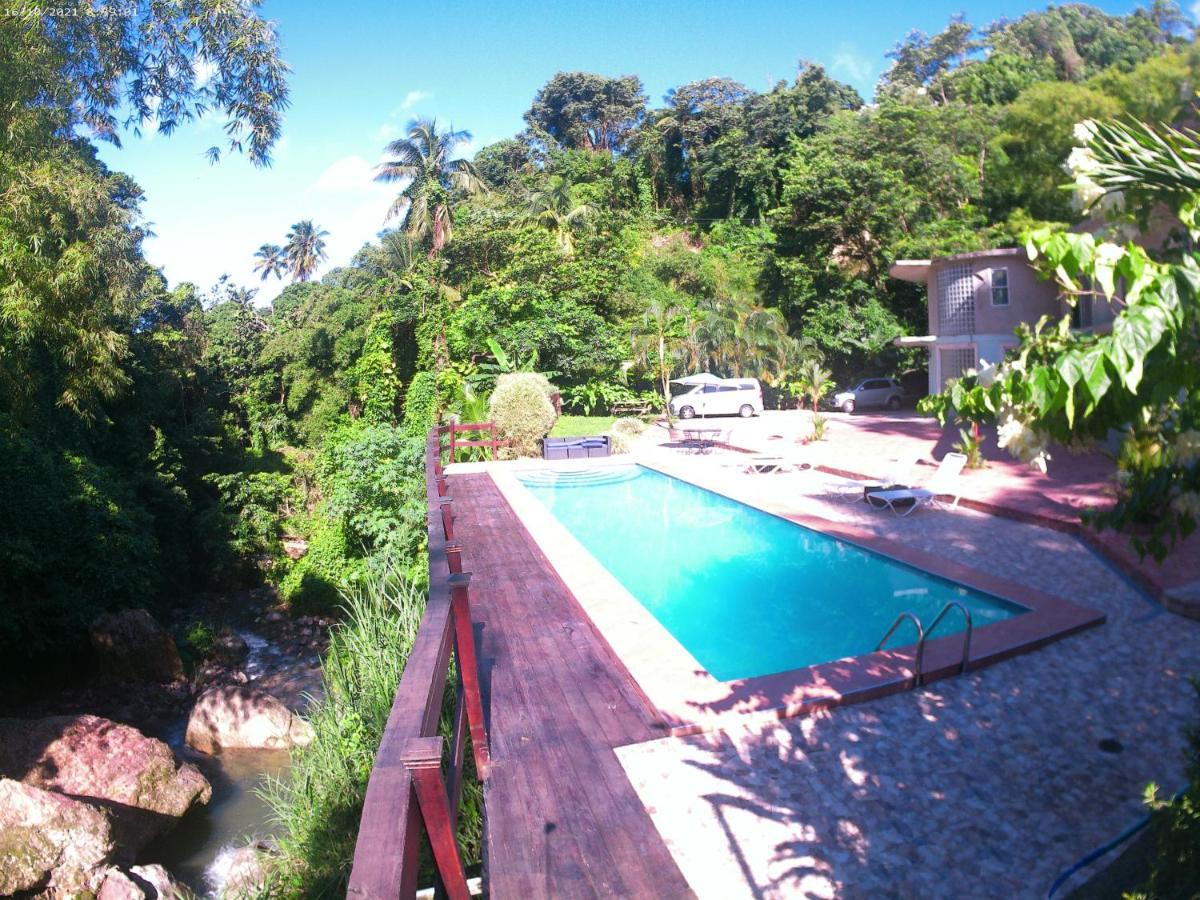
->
{"left": 668, "top": 376, "right": 763, "bottom": 419}
{"left": 830, "top": 378, "right": 905, "bottom": 414}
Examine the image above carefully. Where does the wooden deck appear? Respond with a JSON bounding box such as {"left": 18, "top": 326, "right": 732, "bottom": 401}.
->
{"left": 451, "top": 472, "right": 694, "bottom": 899}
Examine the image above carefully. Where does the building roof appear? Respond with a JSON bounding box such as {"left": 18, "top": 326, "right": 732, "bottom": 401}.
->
{"left": 889, "top": 247, "right": 1027, "bottom": 283}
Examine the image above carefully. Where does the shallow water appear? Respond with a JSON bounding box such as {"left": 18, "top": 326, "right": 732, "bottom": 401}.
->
{"left": 139, "top": 628, "right": 322, "bottom": 896}
{"left": 140, "top": 746, "right": 291, "bottom": 894}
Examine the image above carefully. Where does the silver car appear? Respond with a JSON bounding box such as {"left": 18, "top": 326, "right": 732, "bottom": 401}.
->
{"left": 831, "top": 378, "right": 905, "bottom": 414}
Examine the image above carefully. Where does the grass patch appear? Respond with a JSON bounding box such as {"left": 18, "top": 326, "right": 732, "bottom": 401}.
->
{"left": 259, "top": 565, "right": 482, "bottom": 896}
{"left": 550, "top": 415, "right": 617, "bottom": 438}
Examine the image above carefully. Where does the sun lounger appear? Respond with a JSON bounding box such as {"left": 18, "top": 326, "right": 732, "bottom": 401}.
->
{"left": 743, "top": 455, "right": 811, "bottom": 474}
{"left": 866, "top": 452, "right": 968, "bottom": 515}
{"left": 820, "top": 455, "right": 919, "bottom": 502}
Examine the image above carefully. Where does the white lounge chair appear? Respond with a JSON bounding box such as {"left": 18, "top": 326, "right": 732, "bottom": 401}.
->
{"left": 865, "top": 452, "right": 968, "bottom": 516}
{"left": 820, "top": 455, "right": 919, "bottom": 503}
{"left": 742, "top": 455, "right": 811, "bottom": 474}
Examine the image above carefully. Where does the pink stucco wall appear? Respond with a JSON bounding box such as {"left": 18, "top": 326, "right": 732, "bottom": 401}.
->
{"left": 927, "top": 250, "right": 1060, "bottom": 336}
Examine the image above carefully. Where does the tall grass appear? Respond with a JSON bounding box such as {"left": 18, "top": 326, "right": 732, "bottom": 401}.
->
{"left": 259, "top": 565, "right": 482, "bottom": 896}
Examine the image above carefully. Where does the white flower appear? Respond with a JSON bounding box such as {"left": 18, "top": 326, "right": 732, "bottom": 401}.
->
{"left": 1066, "top": 145, "right": 1104, "bottom": 211}
{"left": 1174, "top": 430, "right": 1200, "bottom": 466}
{"left": 997, "top": 409, "right": 1052, "bottom": 474}
{"left": 1073, "top": 120, "right": 1099, "bottom": 145}
{"left": 975, "top": 358, "right": 998, "bottom": 388}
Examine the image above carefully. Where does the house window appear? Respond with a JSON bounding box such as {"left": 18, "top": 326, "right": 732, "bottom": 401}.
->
{"left": 938, "top": 347, "right": 977, "bottom": 390}
{"left": 937, "top": 263, "right": 975, "bottom": 336}
{"left": 991, "top": 268, "right": 1009, "bottom": 306}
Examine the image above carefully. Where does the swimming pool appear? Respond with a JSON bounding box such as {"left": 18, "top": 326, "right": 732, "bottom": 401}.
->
{"left": 517, "top": 465, "right": 1026, "bottom": 682}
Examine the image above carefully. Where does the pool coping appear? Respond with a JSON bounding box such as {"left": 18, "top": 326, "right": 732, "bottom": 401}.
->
{"left": 486, "top": 457, "right": 1106, "bottom": 736}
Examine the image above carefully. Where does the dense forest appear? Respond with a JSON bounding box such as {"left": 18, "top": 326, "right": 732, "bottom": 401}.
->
{"left": 4, "top": 1, "right": 1200, "bottom": 894}
{"left": 3, "top": 1, "right": 1197, "bottom": 683}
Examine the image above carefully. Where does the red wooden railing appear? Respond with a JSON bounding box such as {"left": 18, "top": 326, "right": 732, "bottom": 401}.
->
{"left": 446, "top": 421, "right": 507, "bottom": 464}
{"left": 347, "top": 426, "right": 491, "bottom": 900}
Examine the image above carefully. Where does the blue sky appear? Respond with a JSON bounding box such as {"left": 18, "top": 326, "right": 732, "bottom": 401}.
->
{"left": 96, "top": 0, "right": 1148, "bottom": 305}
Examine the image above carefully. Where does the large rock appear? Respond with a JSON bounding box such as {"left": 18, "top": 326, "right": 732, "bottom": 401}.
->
{"left": 0, "top": 715, "right": 211, "bottom": 856}
{"left": 0, "top": 778, "right": 115, "bottom": 896}
{"left": 185, "top": 686, "right": 314, "bottom": 754}
{"left": 97, "top": 864, "right": 185, "bottom": 900}
{"left": 91, "top": 609, "right": 184, "bottom": 682}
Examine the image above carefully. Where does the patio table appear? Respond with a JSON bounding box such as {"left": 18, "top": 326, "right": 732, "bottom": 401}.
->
{"left": 680, "top": 427, "right": 722, "bottom": 454}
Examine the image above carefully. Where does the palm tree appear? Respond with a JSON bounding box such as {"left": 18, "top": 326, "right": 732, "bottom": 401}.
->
{"left": 794, "top": 359, "right": 833, "bottom": 412}
{"left": 630, "top": 296, "right": 687, "bottom": 419}
{"left": 525, "top": 176, "right": 593, "bottom": 255}
{"left": 283, "top": 220, "right": 329, "bottom": 282}
{"left": 374, "top": 118, "right": 487, "bottom": 257}
{"left": 253, "top": 244, "right": 287, "bottom": 281}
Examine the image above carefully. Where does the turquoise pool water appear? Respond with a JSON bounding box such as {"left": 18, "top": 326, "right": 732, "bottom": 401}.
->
{"left": 517, "top": 465, "right": 1026, "bottom": 681}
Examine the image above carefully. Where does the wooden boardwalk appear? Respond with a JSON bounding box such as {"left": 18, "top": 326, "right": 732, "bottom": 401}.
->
{"left": 452, "top": 472, "right": 694, "bottom": 899}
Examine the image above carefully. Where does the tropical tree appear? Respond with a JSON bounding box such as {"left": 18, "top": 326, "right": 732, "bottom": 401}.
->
{"left": 375, "top": 118, "right": 486, "bottom": 256}
{"left": 629, "top": 294, "right": 687, "bottom": 418}
{"left": 253, "top": 244, "right": 287, "bottom": 281}
{"left": 283, "top": 220, "right": 329, "bottom": 282}
{"left": 524, "top": 72, "right": 648, "bottom": 153}
{"left": 793, "top": 360, "right": 834, "bottom": 412}
{"left": 525, "top": 176, "right": 593, "bottom": 255}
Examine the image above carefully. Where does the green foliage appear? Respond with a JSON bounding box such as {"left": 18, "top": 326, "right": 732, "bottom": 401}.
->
{"left": 262, "top": 568, "right": 483, "bottom": 896}
{"left": 1129, "top": 680, "right": 1200, "bottom": 899}
{"left": 525, "top": 72, "right": 648, "bottom": 153}
{"left": 810, "top": 413, "right": 828, "bottom": 442}
{"left": 953, "top": 426, "right": 987, "bottom": 469}
{"left": 488, "top": 372, "right": 559, "bottom": 456}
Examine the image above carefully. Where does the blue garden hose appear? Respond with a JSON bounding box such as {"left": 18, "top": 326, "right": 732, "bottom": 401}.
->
{"left": 1046, "top": 784, "right": 1187, "bottom": 899}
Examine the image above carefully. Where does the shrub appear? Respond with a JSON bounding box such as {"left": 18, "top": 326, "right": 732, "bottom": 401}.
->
{"left": 608, "top": 417, "right": 647, "bottom": 454}
{"left": 489, "top": 373, "right": 558, "bottom": 457}
{"left": 261, "top": 567, "right": 482, "bottom": 895}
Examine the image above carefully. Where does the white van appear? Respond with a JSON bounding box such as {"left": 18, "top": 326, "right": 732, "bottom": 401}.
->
{"left": 668, "top": 376, "right": 764, "bottom": 419}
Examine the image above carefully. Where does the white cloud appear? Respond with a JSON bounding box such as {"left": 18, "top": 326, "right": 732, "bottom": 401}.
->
{"left": 313, "top": 154, "right": 383, "bottom": 192}
{"left": 400, "top": 89, "right": 431, "bottom": 110}
{"left": 830, "top": 43, "right": 875, "bottom": 88}
{"left": 375, "top": 122, "right": 399, "bottom": 142}
{"left": 1191, "top": 0, "right": 1200, "bottom": 22}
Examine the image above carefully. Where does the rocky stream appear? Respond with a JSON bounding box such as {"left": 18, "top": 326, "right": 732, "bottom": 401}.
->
{"left": 0, "top": 589, "right": 331, "bottom": 898}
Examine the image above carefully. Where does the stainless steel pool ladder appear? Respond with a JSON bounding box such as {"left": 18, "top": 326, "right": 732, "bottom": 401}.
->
{"left": 875, "top": 601, "right": 974, "bottom": 688}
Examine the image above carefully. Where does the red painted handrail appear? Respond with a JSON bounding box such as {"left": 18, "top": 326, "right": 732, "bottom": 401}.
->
{"left": 347, "top": 426, "right": 490, "bottom": 899}
{"left": 447, "top": 421, "right": 507, "bottom": 464}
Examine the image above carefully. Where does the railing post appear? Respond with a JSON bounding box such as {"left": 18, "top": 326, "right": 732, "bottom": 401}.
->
{"left": 447, "top": 572, "right": 491, "bottom": 776}
{"left": 439, "top": 497, "right": 455, "bottom": 542}
{"left": 490, "top": 422, "right": 497, "bottom": 461}
{"left": 400, "top": 737, "right": 471, "bottom": 900}
{"left": 436, "top": 474, "right": 449, "bottom": 497}
{"left": 445, "top": 541, "right": 463, "bottom": 575}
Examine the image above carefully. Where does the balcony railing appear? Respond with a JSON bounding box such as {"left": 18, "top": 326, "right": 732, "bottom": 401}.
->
{"left": 347, "top": 426, "right": 490, "bottom": 900}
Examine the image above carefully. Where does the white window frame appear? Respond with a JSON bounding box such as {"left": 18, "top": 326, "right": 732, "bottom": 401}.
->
{"left": 990, "top": 267, "right": 1010, "bottom": 307}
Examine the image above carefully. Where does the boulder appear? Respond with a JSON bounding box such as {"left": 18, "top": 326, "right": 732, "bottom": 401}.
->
{"left": 98, "top": 867, "right": 145, "bottom": 900}
{"left": 207, "top": 844, "right": 269, "bottom": 898}
{"left": 0, "top": 778, "right": 115, "bottom": 896}
{"left": 129, "top": 864, "right": 184, "bottom": 899}
{"left": 91, "top": 609, "right": 184, "bottom": 682}
{"left": 96, "top": 864, "right": 184, "bottom": 900}
{"left": 212, "top": 629, "right": 249, "bottom": 666}
{"left": 0, "top": 715, "right": 211, "bottom": 856}
{"left": 185, "top": 686, "right": 314, "bottom": 754}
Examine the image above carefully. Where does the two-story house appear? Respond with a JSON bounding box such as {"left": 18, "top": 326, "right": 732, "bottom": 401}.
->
{"left": 889, "top": 248, "right": 1118, "bottom": 395}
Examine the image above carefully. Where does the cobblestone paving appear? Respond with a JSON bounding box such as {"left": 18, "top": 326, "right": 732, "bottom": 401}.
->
{"left": 615, "top": 471, "right": 1200, "bottom": 899}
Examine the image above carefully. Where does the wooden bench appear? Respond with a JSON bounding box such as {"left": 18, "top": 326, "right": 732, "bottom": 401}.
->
{"left": 610, "top": 401, "right": 652, "bottom": 417}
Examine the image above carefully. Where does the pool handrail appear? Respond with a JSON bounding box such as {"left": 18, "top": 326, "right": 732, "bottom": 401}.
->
{"left": 875, "top": 611, "right": 926, "bottom": 687}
